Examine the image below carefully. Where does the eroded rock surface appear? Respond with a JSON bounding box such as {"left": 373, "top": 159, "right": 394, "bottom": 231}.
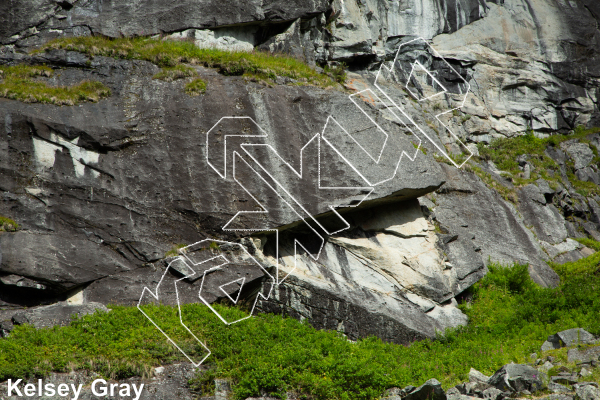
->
{"left": 256, "top": 199, "right": 472, "bottom": 342}
{"left": 1, "top": 0, "right": 600, "bottom": 345}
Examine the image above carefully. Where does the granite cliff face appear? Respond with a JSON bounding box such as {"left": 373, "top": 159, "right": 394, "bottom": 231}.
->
{"left": 1, "top": 0, "right": 600, "bottom": 344}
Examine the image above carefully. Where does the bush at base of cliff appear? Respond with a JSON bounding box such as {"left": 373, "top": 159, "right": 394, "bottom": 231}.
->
{"left": 1, "top": 243, "right": 599, "bottom": 399}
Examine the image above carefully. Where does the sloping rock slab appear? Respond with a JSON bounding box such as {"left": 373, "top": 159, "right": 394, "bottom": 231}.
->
{"left": 567, "top": 346, "right": 600, "bottom": 364}
{"left": 574, "top": 383, "right": 600, "bottom": 400}
{"left": 0, "top": 59, "right": 444, "bottom": 300}
{"left": 11, "top": 301, "right": 108, "bottom": 329}
{"left": 434, "top": 164, "right": 558, "bottom": 288}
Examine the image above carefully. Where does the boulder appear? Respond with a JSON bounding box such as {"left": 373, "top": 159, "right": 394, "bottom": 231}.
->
{"left": 488, "top": 364, "right": 545, "bottom": 393}
{"left": 549, "top": 382, "right": 573, "bottom": 394}
{"left": 556, "top": 329, "right": 598, "bottom": 347}
{"left": 539, "top": 361, "right": 555, "bottom": 373}
{"left": 567, "top": 346, "right": 600, "bottom": 364}
{"left": 576, "top": 166, "right": 600, "bottom": 185}
{"left": 543, "top": 329, "right": 598, "bottom": 351}
{"left": 469, "top": 368, "right": 491, "bottom": 384}
{"left": 551, "top": 374, "right": 579, "bottom": 385}
{"left": 574, "top": 383, "right": 600, "bottom": 400}
{"left": 404, "top": 379, "right": 446, "bottom": 400}
{"left": 564, "top": 143, "right": 594, "bottom": 170}
{"left": 481, "top": 387, "right": 504, "bottom": 400}
{"left": 381, "top": 387, "right": 403, "bottom": 400}
{"left": 463, "top": 381, "right": 492, "bottom": 396}
{"left": 445, "top": 387, "right": 462, "bottom": 400}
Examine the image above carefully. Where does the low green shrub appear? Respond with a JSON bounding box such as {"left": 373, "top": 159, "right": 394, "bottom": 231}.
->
{"left": 165, "top": 243, "right": 187, "bottom": 257}
{"left": 481, "top": 263, "right": 534, "bottom": 294}
{"left": 1, "top": 251, "right": 599, "bottom": 399}
{"left": 575, "top": 238, "right": 600, "bottom": 252}
{"left": 477, "top": 127, "right": 600, "bottom": 195}
{"left": 323, "top": 63, "right": 347, "bottom": 84}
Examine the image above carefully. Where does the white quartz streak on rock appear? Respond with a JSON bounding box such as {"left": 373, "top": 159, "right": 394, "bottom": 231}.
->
{"left": 261, "top": 199, "right": 464, "bottom": 334}
{"left": 32, "top": 134, "right": 100, "bottom": 178}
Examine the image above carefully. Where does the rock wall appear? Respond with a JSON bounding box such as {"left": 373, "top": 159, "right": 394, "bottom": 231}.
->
{"left": 1, "top": 0, "right": 600, "bottom": 344}
{"left": 255, "top": 199, "right": 473, "bottom": 342}
{"left": 0, "top": 49, "right": 458, "bottom": 341}
{"left": 2, "top": 0, "right": 599, "bottom": 135}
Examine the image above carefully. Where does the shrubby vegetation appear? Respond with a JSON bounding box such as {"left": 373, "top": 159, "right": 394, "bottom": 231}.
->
{"left": 0, "top": 215, "right": 19, "bottom": 231}
{"left": 38, "top": 36, "right": 342, "bottom": 87}
{"left": 0, "top": 65, "right": 110, "bottom": 105}
{"left": 185, "top": 78, "right": 207, "bottom": 96}
{"left": 1, "top": 244, "right": 599, "bottom": 399}
{"left": 477, "top": 126, "right": 600, "bottom": 197}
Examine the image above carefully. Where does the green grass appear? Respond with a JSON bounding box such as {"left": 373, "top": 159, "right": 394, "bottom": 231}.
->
{"left": 434, "top": 152, "right": 519, "bottom": 203}
{"left": 1, "top": 248, "right": 599, "bottom": 399}
{"left": 477, "top": 127, "right": 600, "bottom": 195}
{"left": 575, "top": 238, "right": 600, "bottom": 252}
{"left": 0, "top": 215, "right": 19, "bottom": 231}
{"left": 165, "top": 243, "right": 187, "bottom": 257}
{"left": 152, "top": 65, "right": 197, "bottom": 81}
{"left": 468, "top": 163, "right": 519, "bottom": 203}
{"left": 0, "top": 65, "right": 110, "bottom": 106}
{"left": 185, "top": 78, "right": 207, "bottom": 96}
{"left": 37, "top": 36, "right": 340, "bottom": 87}
{"left": 323, "top": 63, "right": 347, "bottom": 85}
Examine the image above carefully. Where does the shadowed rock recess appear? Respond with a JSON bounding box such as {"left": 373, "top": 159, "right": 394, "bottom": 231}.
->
{"left": 1, "top": 0, "right": 600, "bottom": 349}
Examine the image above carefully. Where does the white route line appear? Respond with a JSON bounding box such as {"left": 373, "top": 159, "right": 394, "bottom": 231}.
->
{"left": 230, "top": 150, "right": 327, "bottom": 285}
{"left": 219, "top": 277, "right": 245, "bottom": 304}
{"left": 137, "top": 257, "right": 211, "bottom": 367}
{"left": 138, "top": 239, "right": 275, "bottom": 366}
{"left": 374, "top": 36, "right": 473, "bottom": 169}
{"left": 406, "top": 60, "right": 448, "bottom": 102}
{"left": 140, "top": 37, "right": 474, "bottom": 366}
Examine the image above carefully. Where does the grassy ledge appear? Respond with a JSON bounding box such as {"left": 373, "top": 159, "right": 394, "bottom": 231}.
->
{"left": 0, "top": 65, "right": 111, "bottom": 106}
{"left": 477, "top": 126, "right": 600, "bottom": 197}
{"left": 36, "top": 36, "right": 342, "bottom": 87}
{"left": 1, "top": 241, "right": 599, "bottom": 399}
{"left": 152, "top": 65, "right": 198, "bottom": 81}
